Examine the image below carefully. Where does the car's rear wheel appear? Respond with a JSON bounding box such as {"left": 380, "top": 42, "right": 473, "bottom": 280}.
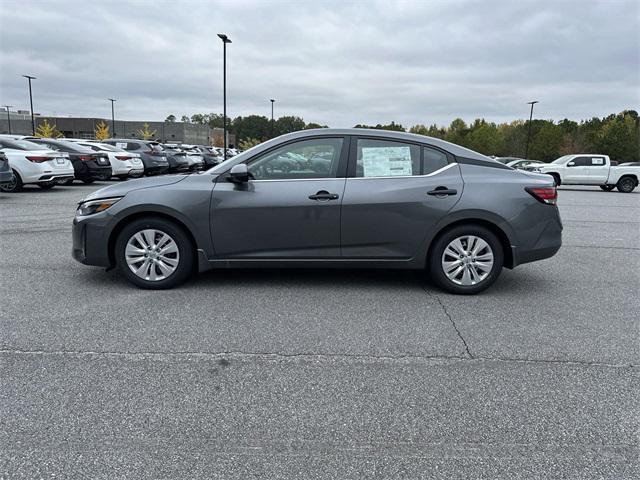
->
{"left": 549, "top": 173, "right": 561, "bottom": 187}
{"left": 115, "top": 217, "right": 195, "bottom": 289}
{"left": 82, "top": 178, "right": 95, "bottom": 184}
{"left": 616, "top": 176, "right": 637, "bottom": 193}
{"left": 0, "top": 170, "right": 23, "bottom": 193}
{"left": 428, "top": 224, "right": 504, "bottom": 294}
{"left": 600, "top": 185, "right": 615, "bottom": 191}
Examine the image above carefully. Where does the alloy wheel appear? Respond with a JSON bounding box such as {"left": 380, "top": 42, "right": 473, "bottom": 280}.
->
{"left": 441, "top": 235, "right": 494, "bottom": 286}
{"left": 125, "top": 229, "right": 180, "bottom": 281}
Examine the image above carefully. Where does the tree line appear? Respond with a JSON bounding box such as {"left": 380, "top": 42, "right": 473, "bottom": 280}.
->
{"left": 168, "top": 110, "right": 639, "bottom": 162}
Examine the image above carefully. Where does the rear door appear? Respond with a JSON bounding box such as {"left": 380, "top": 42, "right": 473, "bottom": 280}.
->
{"left": 586, "top": 156, "right": 609, "bottom": 184}
{"left": 211, "top": 136, "right": 348, "bottom": 258}
{"left": 340, "top": 136, "right": 463, "bottom": 259}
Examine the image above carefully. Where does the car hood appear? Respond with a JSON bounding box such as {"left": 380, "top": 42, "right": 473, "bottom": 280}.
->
{"left": 81, "top": 175, "right": 188, "bottom": 202}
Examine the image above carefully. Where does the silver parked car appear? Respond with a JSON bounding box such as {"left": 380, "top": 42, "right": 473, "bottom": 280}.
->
{"left": 72, "top": 129, "right": 562, "bottom": 294}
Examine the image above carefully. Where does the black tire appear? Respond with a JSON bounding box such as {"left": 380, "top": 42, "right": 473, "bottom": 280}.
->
{"left": 117, "top": 175, "right": 129, "bottom": 181}
{"left": 600, "top": 185, "right": 615, "bottom": 191}
{"left": 60, "top": 178, "right": 74, "bottom": 186}
{"left": 0, "top": 170, "right": 23, "bottom": 193}
{"left": 37, "top": 182, "right": 56, "bottom": 190}
{"left": 616, "top": 176, "right": 637, "bottom": 193}
{"left": 82, "top": 178, "right": 95, "bottom": 184}
{"left": 428, "top": 224, "right": 504, "bottom": 295}
{"left": 115, "top": 217, "right": 195, "bottom": 289}
{"left": 549, "top": 173, "right": 561, "bottom": 187}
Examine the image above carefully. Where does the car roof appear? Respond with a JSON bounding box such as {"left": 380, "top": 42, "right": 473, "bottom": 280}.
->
{"left": 271, "top": 128, "right": 494, "bottom": 162}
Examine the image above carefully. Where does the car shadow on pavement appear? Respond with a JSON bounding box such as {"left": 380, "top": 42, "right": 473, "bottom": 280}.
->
{"left": 76, "top": 264, "right": 551, "bottom": 297}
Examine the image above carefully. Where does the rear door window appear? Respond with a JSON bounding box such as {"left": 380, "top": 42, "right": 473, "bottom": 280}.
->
{"left": 423, "top": 147, "right": 449, "bottom": 175}
{"left": 355, "top": 138, "right": 420, "bottom": 177}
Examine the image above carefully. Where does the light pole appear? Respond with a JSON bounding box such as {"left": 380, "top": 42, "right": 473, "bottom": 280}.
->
{"left": 525, "top": 100, "right": 539, "bottom": 159}
{"left": 217, "top": 33, "right": 231, "bottom": 160}
{"left": 22, "top": 75, "right": 36, "bottom": 135}
{"left": 3, "top": 105, "right": 12, "bottom": 134}
{"left": 108, "top": 98, "right": 116, "bottom": 137}
{"left": 270, "top": 98, "right": 275, "bottom": 137}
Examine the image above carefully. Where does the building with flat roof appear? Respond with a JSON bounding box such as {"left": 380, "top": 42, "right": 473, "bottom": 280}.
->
{"left": 0, "top": 111, "right": 235, "bottom": 146}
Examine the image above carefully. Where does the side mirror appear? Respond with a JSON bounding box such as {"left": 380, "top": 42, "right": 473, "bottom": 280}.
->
{"left": 228, "top": 163, "right": 250, "bottom": 183}
{"left": 567, "top": 162, "right": 575, "bottom": 166}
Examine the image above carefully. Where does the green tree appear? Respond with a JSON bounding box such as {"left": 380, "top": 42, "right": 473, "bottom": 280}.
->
{"left": 528, "top": 122, "right": 563, "bottom": 161}
{"left": 275, "top": 116, "right": 306, "bottom": 135}
{"left": 180, "top": 115, "right": 190, "bottom": 123}
{"left": 165, "top": 114, "right": 176, "bottom": 123}
{"left": 594, "top": 112, "right": 640, "bottom": 161}
{"left": 466, "top": 121, "right": 505, "bottom": 156}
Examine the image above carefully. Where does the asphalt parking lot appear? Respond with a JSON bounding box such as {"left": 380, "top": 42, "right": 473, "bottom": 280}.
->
{"left": 1, "top": 182, "right": 638, "bottom": 479}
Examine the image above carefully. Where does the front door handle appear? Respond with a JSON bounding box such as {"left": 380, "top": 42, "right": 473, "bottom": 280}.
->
{"left": 427, "top": 187, "right": 457, "bottom": 196}
{"left": 309, "top": 190, "right": 339, "bottom": 201}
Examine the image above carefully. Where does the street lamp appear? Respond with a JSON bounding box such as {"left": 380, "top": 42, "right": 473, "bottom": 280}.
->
{"left": 270, "top": 98, "right": 275, "bottom": 137}
{"left": 108, "top": 98, "right": 117, "bottom": 137}
{"left": 3, "top": 105, "right": 12, "bottom": 134}
{"left": 22, "top": 75, "right": 36, "bottom": 135}
{"left": 217, "top": 33, "right": 231, "bottom": 161}
{"left": 525, "top": 100, "right": 539, "bottom": 159}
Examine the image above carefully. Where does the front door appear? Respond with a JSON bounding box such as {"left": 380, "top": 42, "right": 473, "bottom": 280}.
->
{"left": 211, "top": 137, "right": 348, "bottom": 258}
{"left": 340, "top": 137, "right": 463, "bottom": 259}
{"left": 564, "top": 156, "right": 590, "bottom": 183}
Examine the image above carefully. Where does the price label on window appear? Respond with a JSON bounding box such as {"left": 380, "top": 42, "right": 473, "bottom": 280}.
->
{"left": 362, "top": 146, "right": 413, "bottom": 177}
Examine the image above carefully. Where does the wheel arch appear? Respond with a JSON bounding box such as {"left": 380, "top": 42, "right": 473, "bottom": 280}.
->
{"left": 424, "top": 217, "right": 515, "bottom": 269}
{"left": 107, "top": 211, "right": 199, "bottom": 269}
{"left": 617, "top": 173, "right": 639, "bottom": 184}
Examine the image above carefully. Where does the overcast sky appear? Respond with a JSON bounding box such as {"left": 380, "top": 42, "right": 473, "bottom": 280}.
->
{"left": 1, "top": 0, "right": 638, "bottom": 127}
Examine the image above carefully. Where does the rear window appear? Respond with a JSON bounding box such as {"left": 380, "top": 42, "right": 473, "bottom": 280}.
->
{"left": 0, "top": 139, "right": 46, "bottom": 150}
{"left": 423, "top": 147, "right": 449, "bottom": 174}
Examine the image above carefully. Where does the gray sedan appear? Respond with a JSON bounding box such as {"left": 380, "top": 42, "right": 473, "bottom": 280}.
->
{"left": 72, "top": 129, "right": 562, "bottom": 294}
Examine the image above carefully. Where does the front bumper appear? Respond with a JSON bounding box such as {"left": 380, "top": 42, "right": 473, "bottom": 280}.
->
{"left": 72, "top": 214, "right": 111, "bottom": 267}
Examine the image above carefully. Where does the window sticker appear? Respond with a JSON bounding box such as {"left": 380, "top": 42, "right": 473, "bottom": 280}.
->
{"left": 592, "top": 158, "right": 604, "bottom": 165}
{"left": 361, "top": 146, "right": 413, "bottom": 177}
{"left": 116, "top": 142, "right": 127, "bottom": 149}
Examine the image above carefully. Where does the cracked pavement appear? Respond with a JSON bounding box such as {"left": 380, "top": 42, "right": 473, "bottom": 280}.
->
{"left": 0, "top": 183, "right": 638, "bottom": 479}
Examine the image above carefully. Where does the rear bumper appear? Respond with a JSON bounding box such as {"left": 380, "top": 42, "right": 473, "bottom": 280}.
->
{"left": 511, "top": 214, "right": 563, "bottom": 267}
{"left": 74, "top": 162, "right": 112, "bottom": 180}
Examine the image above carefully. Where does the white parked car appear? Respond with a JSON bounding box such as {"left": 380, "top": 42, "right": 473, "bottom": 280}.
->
{"left": 506, "top": 159, "right": 547, "bottom": 172}
{"left": 0, "top": 137, "right": 74, "bottom": 192}
{"left": 66, "top": 140, "right": 144, "bottom": 179}
{"left": 539, "top": 154, "right": 639, "bottom": 193}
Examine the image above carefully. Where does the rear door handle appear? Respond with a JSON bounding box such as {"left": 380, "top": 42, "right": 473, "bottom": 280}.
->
{"left": 427, "top": 187, "right": 457, "bottom": 196}
{"left": 309, "top": 190, "right": 339, "bottom": 201}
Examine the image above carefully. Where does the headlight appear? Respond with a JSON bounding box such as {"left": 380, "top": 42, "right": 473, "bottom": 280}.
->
{"left": 77, "top": 197, "right": 122, "bottom": 216}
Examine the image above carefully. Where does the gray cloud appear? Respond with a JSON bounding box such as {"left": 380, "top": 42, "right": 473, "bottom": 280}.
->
{"left": 1, "top": 0, "right": 638, "bottom": 127}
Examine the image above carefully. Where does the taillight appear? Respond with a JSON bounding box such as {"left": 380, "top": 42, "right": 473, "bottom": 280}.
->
{"left": 78, "top": 155, "right": 93, "bottom": 162}
{"left": 526, "top": 186, "right": 557, "bottom": 205}
{"left": 115, "top": 155, "right": 131, "bottom": 160}
{"left": 25, "top": 156, "right": 51, "bottom": 163}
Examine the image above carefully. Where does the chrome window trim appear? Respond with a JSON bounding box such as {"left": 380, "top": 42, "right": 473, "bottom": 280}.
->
{"left": 349, "top": 162, "right": 456, "bottom": 180}
{"left": 248, "top": 163, "right": 457, "bottom": 183}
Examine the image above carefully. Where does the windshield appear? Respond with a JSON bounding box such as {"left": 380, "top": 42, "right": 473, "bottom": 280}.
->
{"left": 207, "top": 141, "right": 266, "bottom": 174}
{"left": 551, "top": 155, "right": 572, "bottom": 164}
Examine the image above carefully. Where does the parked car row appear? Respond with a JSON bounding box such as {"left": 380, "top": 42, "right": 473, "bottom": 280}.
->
{"left": 0, "top": 134, "right": 230, "bottom": 192}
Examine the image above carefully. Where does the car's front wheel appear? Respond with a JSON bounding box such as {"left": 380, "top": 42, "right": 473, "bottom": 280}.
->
{"left": 428, "top": 224, "right": 504, "bottom": 294}
{"left": 600, "top": 185, "right": 615, "bottom": 191}
{"left": 115, "top": 217, "right": 195, "bottom": 289}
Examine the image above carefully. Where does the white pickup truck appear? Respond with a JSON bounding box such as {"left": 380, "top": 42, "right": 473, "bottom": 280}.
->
{"left": 538, "top": 154, "right": 639, "bottom": 193}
